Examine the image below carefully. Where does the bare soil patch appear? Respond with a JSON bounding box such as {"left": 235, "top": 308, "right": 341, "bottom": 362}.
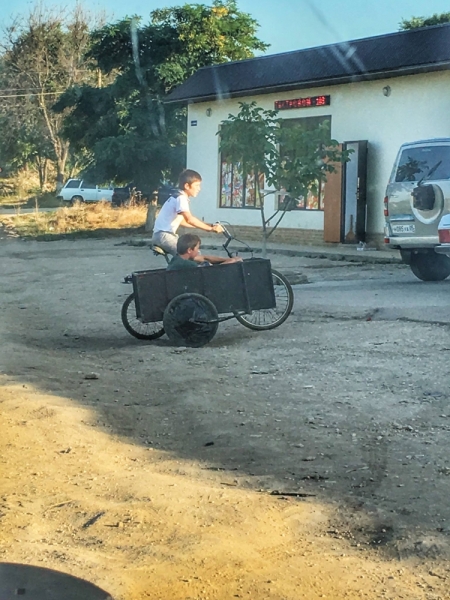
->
{"left": 1, "top": 237, "right": 449, "bottom": 600}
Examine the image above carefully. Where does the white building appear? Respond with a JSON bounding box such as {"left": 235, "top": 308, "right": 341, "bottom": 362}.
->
{"left": 166, "top": 24, "right": 450, "bottom": 247}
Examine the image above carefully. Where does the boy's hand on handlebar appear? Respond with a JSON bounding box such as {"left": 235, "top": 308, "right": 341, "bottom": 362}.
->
{"left": 211, "top": 223, "right": 224, "bottom": 233}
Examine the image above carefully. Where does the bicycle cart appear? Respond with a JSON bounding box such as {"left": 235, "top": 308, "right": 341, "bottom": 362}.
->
{"left": 121, "top": 226, "right": 294, "bottom": 347}
{"left": 122, "top": 259, "right": 293, "bottom": 347}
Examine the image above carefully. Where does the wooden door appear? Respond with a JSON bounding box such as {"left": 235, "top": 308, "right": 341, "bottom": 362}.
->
{"left": 323, "top": 149, "right": 343, "bottom": 243}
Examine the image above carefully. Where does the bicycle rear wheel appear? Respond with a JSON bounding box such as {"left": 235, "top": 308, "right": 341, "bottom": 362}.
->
{"left": 121, "top": 293, "right": 165, "bottom": 340}
{"left": 235, "top": 269, "right": 293, "bottom": 330}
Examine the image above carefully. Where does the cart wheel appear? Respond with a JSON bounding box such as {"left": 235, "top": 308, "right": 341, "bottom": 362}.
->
{"left": 235, "top": 269, "right": 294, "bottom": 331}
{"left": 121, "top": 293, "right": 165, "bottom": 340}
{"left": 163, "top": 293, "right": 219, "bottom": 348}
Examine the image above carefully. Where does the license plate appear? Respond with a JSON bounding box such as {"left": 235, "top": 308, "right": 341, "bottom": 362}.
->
{"left": 391, "top": 223, "right": 415, "bottom": 234}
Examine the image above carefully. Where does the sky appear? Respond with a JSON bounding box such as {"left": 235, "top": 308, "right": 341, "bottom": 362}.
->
{"left": 2, "top": 0, "right": 450, "bottom": 55}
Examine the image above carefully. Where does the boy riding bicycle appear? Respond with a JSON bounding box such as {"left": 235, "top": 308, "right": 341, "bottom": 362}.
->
{"left": 152, "top": 169, "right": 224, "bottom": 257}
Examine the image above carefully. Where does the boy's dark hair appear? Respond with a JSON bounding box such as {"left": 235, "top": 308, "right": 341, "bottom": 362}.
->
{"left": 177, "top": 233, "right": 201, "bottom": 255}
{"left": 178, "top": 169, "right": 202, "bottom": 189}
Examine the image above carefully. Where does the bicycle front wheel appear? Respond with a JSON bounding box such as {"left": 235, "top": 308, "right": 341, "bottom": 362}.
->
{"left": 121, "top": 293, "right": 165, "bottom": 340}
{"left": 235, "top": 269, "right": 294, "bottom": 331}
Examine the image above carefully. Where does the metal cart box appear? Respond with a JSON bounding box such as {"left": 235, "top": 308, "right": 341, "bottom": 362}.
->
{"left": 132, "top": 258, "right": 276, "bottom": 323}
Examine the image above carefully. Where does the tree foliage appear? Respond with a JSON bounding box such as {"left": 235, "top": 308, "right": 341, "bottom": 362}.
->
{"left": 276, "top": 121, "right": 347, "bottom": 201}
{"left": 219, "top": 102, "right": 279, "bottom": 191}
{"left": 399, "top": 12, "right": 450, "bottom": 30}
{"left": 0, "top": 4, "right": 103, "bottom": 187}
{"left": 55, "top": 1, "right": 268, "bottom": 194}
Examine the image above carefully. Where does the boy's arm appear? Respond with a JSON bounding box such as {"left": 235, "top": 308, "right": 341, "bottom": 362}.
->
{"left": 193, "top": 254, "right": 243, "bottom": 264}
{"left": 179, "top": 216, "right": 195, "bottom": 228}
{"left": 179, "top": 210, "right": 223, "bottom": 233}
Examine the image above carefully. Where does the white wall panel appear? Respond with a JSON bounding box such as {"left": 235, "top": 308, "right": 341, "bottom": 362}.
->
{"left": 186, "top": 71, "right": 450, "bottom": 236}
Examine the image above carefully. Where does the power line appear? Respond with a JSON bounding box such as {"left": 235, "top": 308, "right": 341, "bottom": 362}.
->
{"left": 0, "top": 91, "right": 66, "bottom": 98}
{"left": 0, "top": 87, "right": 66, "bottom": 92}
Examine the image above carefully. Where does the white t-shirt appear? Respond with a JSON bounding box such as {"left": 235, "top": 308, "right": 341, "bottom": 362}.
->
{"left": 154, "top": 192, "right": 190, "bottom": 234}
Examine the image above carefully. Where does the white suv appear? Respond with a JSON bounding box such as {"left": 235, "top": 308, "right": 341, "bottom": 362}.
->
{"left": 384, "top": 138, "right": 450, "bottom": 280}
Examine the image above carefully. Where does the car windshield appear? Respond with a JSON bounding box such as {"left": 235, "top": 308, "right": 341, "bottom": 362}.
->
{"left": 395, "top": 146, "right": 450, "bottom": 182}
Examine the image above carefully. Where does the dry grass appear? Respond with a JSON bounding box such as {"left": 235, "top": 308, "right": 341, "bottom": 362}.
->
{"left": 0, "top": 170, "right": 55, "bottom": 206}
{"left": 0, "top": 201, "right": 149, "bottom": 238}
{"left": 0, "top": 192, "right": 65, "bottom": 210}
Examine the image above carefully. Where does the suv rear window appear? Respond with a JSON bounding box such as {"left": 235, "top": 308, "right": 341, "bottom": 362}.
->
{"left": 395, "top": 146, "right": 450, "bottom": 182}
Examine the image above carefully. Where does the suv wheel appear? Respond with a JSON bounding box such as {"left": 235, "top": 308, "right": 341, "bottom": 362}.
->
{"left": 409, "top": 252, "right": 450, "bottom": 281}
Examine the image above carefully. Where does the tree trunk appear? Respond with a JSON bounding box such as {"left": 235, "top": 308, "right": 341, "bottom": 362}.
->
{"left": 37, "top": 160, "right": 44, "bottom": 191}
{"left": 43, "top": 160, "right": 48, "bottom": 186}
{"left": 256, "top": 173, "right": 268, "bottom": 258}
{"left": 36, "top": 155, "right": 48, "bottom": 191}
{"left": 56, "top": 146, "right": 69, "bottom": 191}
{"left": 38, "top": 92, "right": 70, "bottom": 191}
{"left": 145, "top": 200, "right": 158, "bottom": 233}
{"left": 261, "top": 233, "right": 268, "bottom": 258}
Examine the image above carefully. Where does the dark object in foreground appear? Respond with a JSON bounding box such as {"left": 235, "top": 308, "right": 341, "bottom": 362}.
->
{"left": 0, "top": 563, "right": 114, "bottom": 600}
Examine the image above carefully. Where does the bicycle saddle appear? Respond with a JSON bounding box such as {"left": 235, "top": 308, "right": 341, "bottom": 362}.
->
{"left": 152, "top": 245, "right": 167, "bottom": 256}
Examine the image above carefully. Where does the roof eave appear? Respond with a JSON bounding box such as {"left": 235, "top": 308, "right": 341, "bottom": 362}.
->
{"left": 164, "top": 61, "right": 450, "bottom": 105}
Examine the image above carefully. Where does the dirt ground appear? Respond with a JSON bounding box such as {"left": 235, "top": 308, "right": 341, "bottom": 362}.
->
{"left": 1, "top": 235, "right": 450, "bottom": 600}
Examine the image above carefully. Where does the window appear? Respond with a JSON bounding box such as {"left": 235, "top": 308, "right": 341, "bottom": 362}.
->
{"left": 395, "top": 146, "right": 450, "bottom": 182}
{"left": 220, "top": 160, "right": 264, "bottom": 208}
{"left": 65, "top": 179, "right": 81, "bottom": 189}
{"left": 277, "top": 116, "right": 331, "bottom": 212}
{"left": 277, "top": 184, "right": 326, "bottom": 211}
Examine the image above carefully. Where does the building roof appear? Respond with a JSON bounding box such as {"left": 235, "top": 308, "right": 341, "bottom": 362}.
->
{"left": 165, "top": 23, "right": 450, "bottom": 104}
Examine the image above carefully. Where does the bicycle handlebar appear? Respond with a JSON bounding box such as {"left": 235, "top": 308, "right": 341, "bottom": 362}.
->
{"left": 219, "top": 223, "right": 232, "bottom": 241}
{"left": 214, "top": 221, "right": 254, "bottom": 258}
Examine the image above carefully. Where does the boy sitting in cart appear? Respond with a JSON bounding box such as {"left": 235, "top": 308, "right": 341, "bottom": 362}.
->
{"left": 167, "top": 233, "right": 242, "bottom": 271}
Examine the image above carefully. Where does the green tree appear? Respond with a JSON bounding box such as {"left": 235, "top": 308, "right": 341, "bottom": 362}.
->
{"left": 399, "top": 12, "right": 450, "bottom": 29}
{"left": 55, "top": 1, "right": 268, "bottom": 194}
{"left": 0, "top": 4, "right": 103, "bottom": 188}
{"left": 219, "top": 102, "right": 351, "bottom": 255}
{"left": 0, "top": 53, "right": 52, "bottom": 186}
{"left": 0, "top": 98, "right": 54, "bottom": 189}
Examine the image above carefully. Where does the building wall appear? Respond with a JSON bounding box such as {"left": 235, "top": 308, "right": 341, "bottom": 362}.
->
{"left": 186, "top": 70, "right": 450, "bottom": 241}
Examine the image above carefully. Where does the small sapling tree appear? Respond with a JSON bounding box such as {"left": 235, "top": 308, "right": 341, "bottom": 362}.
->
{"left": 219, "top": 101, "right": 352, "bottom": 255}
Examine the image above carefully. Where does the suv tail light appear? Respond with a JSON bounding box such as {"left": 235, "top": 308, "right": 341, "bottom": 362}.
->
{"left": 439, "top": 228, "right": 450, "bottom": 244}
{"left": 384, "top": 196, "right": 389, "bottom": 217}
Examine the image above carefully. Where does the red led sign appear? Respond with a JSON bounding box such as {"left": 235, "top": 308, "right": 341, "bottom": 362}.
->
{"left": 275, "top": 95, "right": 331, "bottom": 110}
